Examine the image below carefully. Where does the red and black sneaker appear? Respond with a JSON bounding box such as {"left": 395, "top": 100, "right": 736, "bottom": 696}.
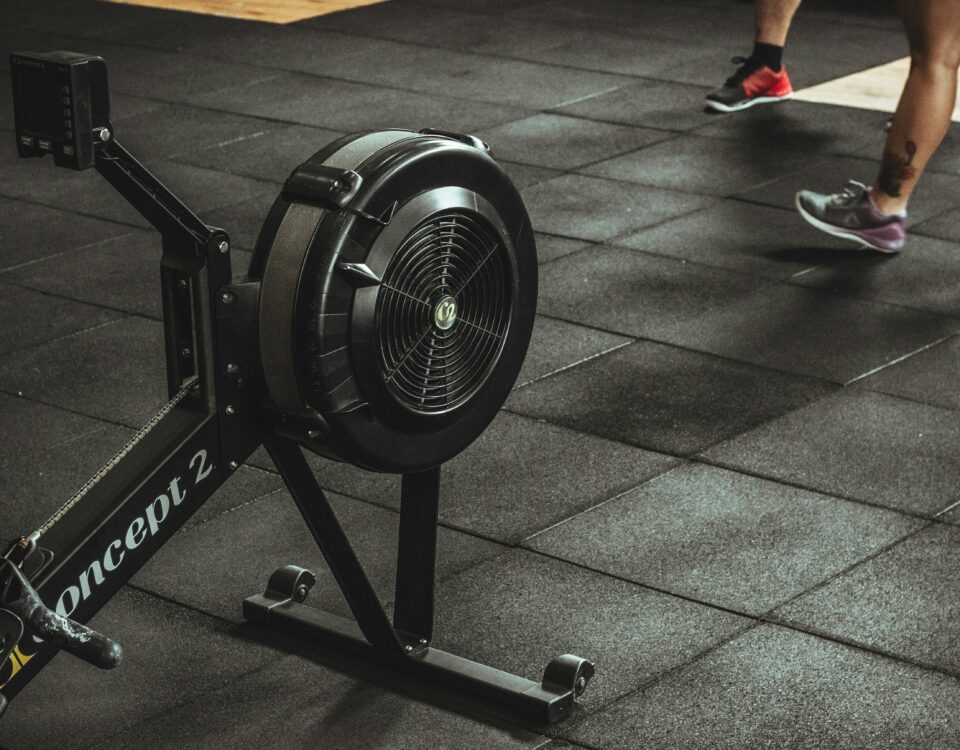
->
{"left": 705, "top": 56, "right": 794, "bottom": 113}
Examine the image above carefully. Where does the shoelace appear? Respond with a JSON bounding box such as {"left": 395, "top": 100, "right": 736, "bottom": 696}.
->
{"left": 725, "top": 56, "right": 761, "bottom": 87}
{"left": 830, "top": 180, "right": 868, "bottom": 208}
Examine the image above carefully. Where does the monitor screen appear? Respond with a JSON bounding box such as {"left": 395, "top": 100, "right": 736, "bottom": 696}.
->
{"left": 15, "top": 64, "right": 65, "bottom": 141}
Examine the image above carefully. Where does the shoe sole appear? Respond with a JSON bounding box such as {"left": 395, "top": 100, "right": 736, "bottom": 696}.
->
{"left": 704, "top": 91, "right": 794, "bottom": 113}
{"left": 794, "top": 194, "right": 901, "bottom": 254}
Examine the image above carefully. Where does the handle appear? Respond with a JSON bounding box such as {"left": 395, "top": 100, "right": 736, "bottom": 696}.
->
{"left": 22, "top": 605, "right": 123, "bottom": 670}
{"left": 1, "top": 559, "right": 122, "bottom": 670}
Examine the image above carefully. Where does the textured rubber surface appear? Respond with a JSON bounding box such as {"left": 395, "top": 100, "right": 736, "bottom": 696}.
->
{"left": 259, "top": 203, "right": 326, "bottom": 412}
{"left": 258, "top": 130, "right": 418, "bottom": 413}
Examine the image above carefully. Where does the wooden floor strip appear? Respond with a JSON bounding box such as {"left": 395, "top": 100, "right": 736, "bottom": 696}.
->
{"left": 795, "top": 57, "right": 960, "bottom": 122}
{"left": 102, "top": 0, "right": 387, "bottom": 23}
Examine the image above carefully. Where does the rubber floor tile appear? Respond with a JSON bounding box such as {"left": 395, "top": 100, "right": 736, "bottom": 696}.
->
{"left": 777, "top": 523, "right": 960, "bottom": 674}
{"left": 183, "top": 464, "right": 284, "bottom": 528}
{"left": 171, "top": 121, "right": 345, "bottom": 184}
{"left": 657, "top": 284, "right": 960, "bottom": 383}
{"left": 553, "top": 79, "right": 715, "bottom": 132}
{"left": 313, "top": 410, "right": 679, "bottom": 544}
{"left": 0, "top": 198, "right": 132, "bottom": 271}
{"left": 536, "top": 244, "right": 771, "bottom": 339}
{"left": 91, "top": 40, "right": 281, "bottom": 104}
{"left": 0, "top": 420, "right": 135, "bottom": 543}
{"left": 0, "top": 316, "right": 168, "bottom": 428}
{"left": 516, "top": 315, "right": 631, "bottom": 387}
{"left": 110, "top": 104, "right": 281, "bottom": 163}
{"left": 567, "top": 624, "right": 960, "bottom": 750}
{"left": 4, "top": 231, "right": 164, "bottom": 319}
{"left": 0, "top": 283, "right": 121, "bottom": 356}
{"left": 476, "top": 114, "right": 668, "bottom": 170}
{"left": 263, "top": 39, "right": 632, "bottom": 109}
{"left": 0, "top": 391, "right": 103, "bottom": 459}
{"left": 182, "top": 24, "right": 398, "bottom": 73}
{"left": 500, "top": 162, "right": 563, "bottom": 191}
{"left": 132, "top": 488, "right": 504, "bottom": 623}
{"left": 613, "top": 200, "right": 840, "bottom": 280}
{"left": 703, "top": 389, "right": 960, "bottom": 516}
{"left": 693, "top": 100, "right": 887, "bottom": 158}
{"left": 737, "top": 155, "right": 960, "bottom": 227}
{"left": 534, "top": 233, "right": 591, "bottom": 264}
{"left": 431, "top": 549, "right": 750, "bottom": 710}
{"left": 858, "top": 334, "right": 960, "bottom": 412}
{"left": 527, "top": 462, "right": 919, "bottom": 615}
{"left": 522, "top": 174, "right": 714, "bottom": 241}
{"left": 506, "top": 340, "right": 836, "bottom": 456}
{"left": 196, "top": 72, "right": 529, "bottom": 135}
{"left": 582, "top": 136, "right": 814, "bottom": 197}
{"left": 788, "top": 232, "right": 960, "bottom": 317}
{"left": 526, "top": 29, "right": 708, "bottom": 79}
{"left": 0, "top": 588, "right": 288, "bottom": 750}
{"left": 93, "top": 652, "right": 545, "bottom": 750}
{"left": 912, "top": 205, "right": 960, "bottom": 243}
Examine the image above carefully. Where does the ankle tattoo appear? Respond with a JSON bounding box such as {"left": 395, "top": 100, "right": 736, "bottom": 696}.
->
{"left": 878, "top": 139, "right": 917, "bottom": 198}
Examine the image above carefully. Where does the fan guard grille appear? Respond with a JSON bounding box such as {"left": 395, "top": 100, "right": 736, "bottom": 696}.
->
{"left": 375, "top": 210, "right": 511, "bottom": 415}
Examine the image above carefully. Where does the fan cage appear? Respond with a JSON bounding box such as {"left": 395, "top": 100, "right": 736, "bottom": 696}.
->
{"left": 375, "top": 209, "right": 511, "bottom": 415}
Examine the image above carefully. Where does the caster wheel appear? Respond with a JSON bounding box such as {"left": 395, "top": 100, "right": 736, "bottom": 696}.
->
{"left": 542, "top": 654, "right": 596, "bottom": 698}
{"left": 264, "top": 565, "right": 317, "bottom": 604}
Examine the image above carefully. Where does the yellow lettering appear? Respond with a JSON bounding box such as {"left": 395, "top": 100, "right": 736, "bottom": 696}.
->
{"left": 0, "top": 645, "right": 35, "bottom": 690}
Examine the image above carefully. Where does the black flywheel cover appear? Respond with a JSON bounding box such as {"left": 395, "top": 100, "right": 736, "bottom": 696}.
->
{"left": 251, "top": 130, "right": 537, "bottom": 473}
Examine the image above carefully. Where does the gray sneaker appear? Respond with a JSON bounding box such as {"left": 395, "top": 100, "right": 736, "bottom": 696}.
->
{"left": 795, "top": 180, "right": 906, "bottom": 253}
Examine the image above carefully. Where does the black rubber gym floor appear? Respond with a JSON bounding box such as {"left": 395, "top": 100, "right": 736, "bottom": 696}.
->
{"left": 3, "top": 0, "right": 960, "bottom": 747}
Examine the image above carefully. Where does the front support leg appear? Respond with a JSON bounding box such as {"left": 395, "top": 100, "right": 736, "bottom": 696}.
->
{"left": 242, "top": 439, "right": 596, "bottom": 724}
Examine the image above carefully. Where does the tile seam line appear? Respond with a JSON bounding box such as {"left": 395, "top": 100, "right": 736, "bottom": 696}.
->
{"left": 850, "top": 378, "right": 960, "bottom": 412}
{"left": 217, "top": 462, "right": 521, "bottom": 553}
{"left": 567, "top": 601, "right": 960, "bottom": 741}
{"left": 527, "top": 528, "right": 960, "bottom": 699}
{"left": 0, "top": 228, "right": 139, "bottom": 274}
{"left": 82, "top": 628, "right": 291, "bottom": 750}
{"left": 0, "top": 316, "right": 122, "bottom": 362}
{"left": 510, "top": 315, "right": 845, "bottom": 388}
{"left": 550, "top": 236, "right": 789, "bottom": 288}
{"left": 0, "top": 190, "right": 145, "bottom": 231}
{"left": 0, "top": 385, "right": 139, "bottom": 434}
{"left": 1, "top": 277, "right": 164, "bottom": 323}
{"left": 782, "top": 282, "right": 960, "bottom": 326}
{"left": 500, "top": 397, "right": 945, "bottom": 529}
{"left": 116, "top": 577, "right": 560, "bottom": 745}
{"left": 298, "top": 12, "right": 907, "bottom": 88}
{"left": 513, "top": 339, "right": 635, "bottom": 389}
{"left": 761, "top": 521, "right": 934, "bottom": 617}
{"left": 98, "top": 516, "right": 953, "bottom": 737}
{"left": 9, "top": 14, "right": 909, "bottom": 91}
{"left": 533, "top": 295, "right": 960, "bottom": 385}
{"left": 519, "top": 462, "right": 690, "bottom": 545}
{"left": 694, "top": 454, "right": 946, "bottom": 525}
{"left": 108, "top": 84, "right": 538, "bottom": 140}
{"left": 844, "top": 333, "right": 958, "bottom": 385}
{"left": 45, "top": 29, "right": 632, "bottom": 113}
{"left": 557, "top": 620, "right": 769, "bottom": 739}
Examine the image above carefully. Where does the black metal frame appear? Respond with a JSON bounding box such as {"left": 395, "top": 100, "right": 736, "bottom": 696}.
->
{"left": 1, "top": 129, "right": 593, "bottom": 726}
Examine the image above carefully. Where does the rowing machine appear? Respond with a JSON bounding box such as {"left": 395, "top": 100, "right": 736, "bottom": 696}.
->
{"left": 0, "top": 50, "right": 595, "bottom": 729}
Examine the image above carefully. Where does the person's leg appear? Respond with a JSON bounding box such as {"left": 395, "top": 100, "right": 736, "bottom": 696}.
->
{"left": 871, "top": 0, "right": 960, "bottom": 215}
{"left": 755, "top": 0, "right": 804, "bottom": 47}
{"left": 705, "top": 0, "right": 801, "bottom": 112}
{"left": 795, "top": 0, "right": 960, "bottom": 253}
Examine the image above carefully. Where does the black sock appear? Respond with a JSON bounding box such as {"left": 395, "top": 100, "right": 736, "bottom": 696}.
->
{"left": 751, "top": 42, "right": 783, "bottom": 72}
